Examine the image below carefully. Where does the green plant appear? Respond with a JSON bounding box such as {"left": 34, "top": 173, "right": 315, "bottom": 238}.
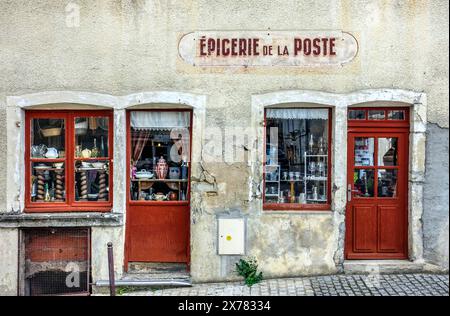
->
{"left": 116, "top": 286, "right": 134, "bottom": 295}
{"left": 235, "top": 257, "right": 263, "bottom": 287}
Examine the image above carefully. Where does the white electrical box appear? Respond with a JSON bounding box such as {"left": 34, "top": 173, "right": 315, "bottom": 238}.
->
{"left": 218, "top": 218, "right": 245, "bottom": 255}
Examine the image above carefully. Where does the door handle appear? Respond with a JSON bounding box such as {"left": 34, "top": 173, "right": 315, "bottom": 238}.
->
{"left": 347, "top": 184, "right": 359, "bottom": 202}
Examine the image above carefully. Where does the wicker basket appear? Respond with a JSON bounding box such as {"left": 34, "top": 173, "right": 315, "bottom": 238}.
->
{"left": 41, "top": 127, "right": 62, "bottom": 137}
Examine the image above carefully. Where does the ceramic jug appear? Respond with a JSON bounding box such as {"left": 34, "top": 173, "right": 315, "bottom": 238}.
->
{"left": 81, "top": 148, "right": 92, "bottom": 158}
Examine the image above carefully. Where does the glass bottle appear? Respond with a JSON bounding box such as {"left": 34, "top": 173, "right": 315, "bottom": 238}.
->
{"left": 91, "top": 138, "right": 99, "bottom": 158}
{"left": 308, "top": 134, "right": 315, "bottom": 154}
{"left": 100, "top": 136, "right": 105, "bottom": 157}
{"left": 44, "top": 183, "right": 51, "bottom": 202}
{"left": 181, "top": 158, "right": 188, "bottom": 180}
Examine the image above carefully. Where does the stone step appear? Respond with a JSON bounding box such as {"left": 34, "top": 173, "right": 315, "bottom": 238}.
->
{"left": 128, "top": 262, "right": 189, "bottom": 276}
{"left": 95, "top": 277, "right": 192, "bottom": 288}
{"left": 343, "top": 260, "right": 425, "bottom": 274}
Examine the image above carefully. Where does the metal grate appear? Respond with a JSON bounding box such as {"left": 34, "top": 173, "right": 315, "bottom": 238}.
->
{"left": 22, "top": 228, "right": 90, "bottom": 296}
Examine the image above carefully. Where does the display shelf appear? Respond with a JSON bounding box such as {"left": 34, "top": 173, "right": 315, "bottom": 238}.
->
{"left": 131, "top": 179, "right": 188, "bottom": 182}
{"left": 31, "top": 158, "right": 66, "bottom": 162}
{"left": 304, "top": 176, "right": 328, "bottom": 181}
{"left": 33, "top": 167, "right": 64, "bottom": 171}
{"left": 306, "top": 199, "right": 327, "bottom": 202}
{"left": 76, "top": 168, "right": 105, "bottom": 172}
{"left": 304, "top": 152, "right": 328, "bottom": 204}
{"left": 264, "top": 164, "right": 280, "bottom": 202}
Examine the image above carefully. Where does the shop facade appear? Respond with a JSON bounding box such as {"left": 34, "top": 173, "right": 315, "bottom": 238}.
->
{"left": 0, "top": 1, "right": 448, "bottom": 295}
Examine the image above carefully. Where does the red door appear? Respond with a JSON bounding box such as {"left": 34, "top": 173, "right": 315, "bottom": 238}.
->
{"left": 125, "top": 110, "right": 191, "bottom": 266}
{"left": 345, "top": 108, "right": 409, "bottom": 259}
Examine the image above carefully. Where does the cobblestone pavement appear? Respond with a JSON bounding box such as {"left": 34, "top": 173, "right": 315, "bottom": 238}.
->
{"left": 124, "top": 273, "right": 449, "bottom": 296}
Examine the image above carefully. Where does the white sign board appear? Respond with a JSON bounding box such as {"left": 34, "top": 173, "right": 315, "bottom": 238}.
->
{"left": 179, "top": 31, "right": 358, "bottom": 67}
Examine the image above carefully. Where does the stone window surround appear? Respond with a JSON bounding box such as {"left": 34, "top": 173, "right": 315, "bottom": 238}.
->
{"left": 4, "top": 89, "right": 426, "bottom": 263}
{"left": 251, "top": 89, "right": 427, "bottom": 263}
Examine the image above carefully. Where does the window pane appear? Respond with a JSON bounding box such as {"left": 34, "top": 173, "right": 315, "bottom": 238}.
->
{"left": 348, "top": 110, "right": 365, "bottom": 120}
{"left": 129, "top": 111, "right": 191, "bottom": 201}
{"left": 354, "top": 137, "right": 374, "bottom": 166}
{"left": 265, "top": 108, "right": 329, "bottom": 205}
{"left": 75, "top": 160, "right": 110, "bottom": 201}
{"left": 75, "top": 117, "right": 109, "bottom": 158}
{"left": 378, "top": 138, "right": 398, "bottom": 166}
{"left": 353, "top": 169, "right": 375, "bottom": 197}
{"left": 31, "top": 162, "right": 65, "bottom": 202}
{"left": 368, "top": 110, "right": 385, "bottom": 120}
{"left": 31, "top": 118, "right": 65, "bottom": 158}
{"left": 378, "top": 169, "right": 398, "bottom": 197}
{"left": 388, "top": 110, "right": 405, "bottom": 120}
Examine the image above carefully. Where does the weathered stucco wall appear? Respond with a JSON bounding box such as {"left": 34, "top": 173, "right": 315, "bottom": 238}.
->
{"left": 0, "top": 0, "right": 448, "bottom": 290}
{"left": 423, "top": 123, "right": 449, "bottom": 269}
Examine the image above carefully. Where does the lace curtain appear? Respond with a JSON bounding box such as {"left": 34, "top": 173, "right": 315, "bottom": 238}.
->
{"left": 131, "top": 111, "right": 190, "bottom": 130}
{"left": 266, "top": 108, "right": 328, "bottom": 120}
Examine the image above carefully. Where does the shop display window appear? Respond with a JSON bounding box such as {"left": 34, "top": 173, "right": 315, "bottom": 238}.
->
{"left": 129, "top": 110, "right": 191, "bottom": 202}
{"left": 263, "top": 108, "right": 331, "bottom": 210}
{"left": 25, "top": 111, "right": 113, "bottom": 212}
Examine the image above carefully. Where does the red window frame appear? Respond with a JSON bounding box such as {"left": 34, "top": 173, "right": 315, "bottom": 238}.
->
{"left": 348, "top": 107, "right": 410, "bottom": 128}
{"left": 263, "top": 108, "right": 332, "bottom": 211}
{"left": 25, "top": 110, "right": 114, "bottom": 212}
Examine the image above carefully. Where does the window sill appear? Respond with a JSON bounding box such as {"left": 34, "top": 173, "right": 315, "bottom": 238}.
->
{"left": 263, "top": 203, "right": 331, "bottom": 211}
{"left": 24, "top": 206, "right": 112, "bottom": 213}
{"left": 262, "top": 210, "right": 333, "bottom": 215}
{"left": 128, "top": 200, "right": 189, "bottom": 206}
{"left": 0, "top": 211, "right": 123, "bottom": 228}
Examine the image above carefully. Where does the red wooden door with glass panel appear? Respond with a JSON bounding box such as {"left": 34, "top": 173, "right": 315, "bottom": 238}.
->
{"left": 125, "top": 110, "right": 192, "bottom": 265}
{"left": 345, "top": 108, "right": 409, "bottom": 259}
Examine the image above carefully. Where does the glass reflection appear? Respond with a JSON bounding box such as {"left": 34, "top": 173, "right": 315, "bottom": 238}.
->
{"left": 354, "top": 138, "right": 374, "bottom": 166}
{"left": 388, "top": 110, "right": 405, "bottom": 120}
{"left": 31, "top": 162, "right": 65, "bottom": 202}
{"left": 378, "top": 138, "right": 398, "bottom": 166}
{"left": 353, "top": 169, "right": 375, "bottom": 197}
{"left": 75, "top": 160, "right": 109, "bottom": 202}
{"left": 75, "top": 117, "right": 109, "bottom": 158}
{"left": 378, "top": 169, "right": 398, "bottom": 197}
{"left": 348, "top": 110, "right": 365, "bottom": 120}
{"left": 368, "top": 110, "right": 385, "bottom": 120}
{"left": 31, "top": 118, "right": 65, "bottom": 158}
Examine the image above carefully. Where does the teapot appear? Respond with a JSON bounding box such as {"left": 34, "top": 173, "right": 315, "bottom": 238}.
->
{"left": 44, "top": 147, "right": 58, "bottom": 159}
{"left": 152, "top": 192, "right": 168, "bottom": 201}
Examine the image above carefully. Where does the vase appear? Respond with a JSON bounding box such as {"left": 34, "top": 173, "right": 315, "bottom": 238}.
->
{"left": 169, "top": 167, "right": 180, "bottom": 179}
{"left": 155, "top": 156, "right": 168, "bottom": 179}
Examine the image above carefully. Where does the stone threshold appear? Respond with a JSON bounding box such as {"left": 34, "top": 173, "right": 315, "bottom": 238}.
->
{"left": 343, "top": 260, "right": 425, "bottom": 274}
{"left": 0, "top": 212, "right": 123, "bottom": 227}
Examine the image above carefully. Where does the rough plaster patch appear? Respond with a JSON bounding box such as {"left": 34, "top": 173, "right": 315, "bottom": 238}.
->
{"left": 423, "top": 123, "right": 449, "bottom": 269}
{"left": 0, "top": 229, "right": 18, "bottom": 295}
